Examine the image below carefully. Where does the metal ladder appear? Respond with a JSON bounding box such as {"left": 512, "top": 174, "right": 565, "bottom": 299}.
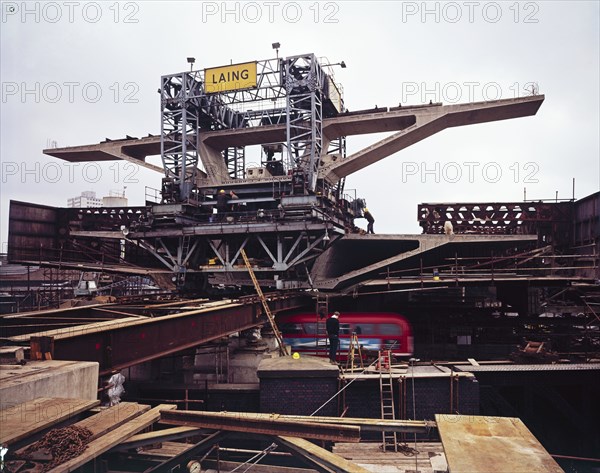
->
{"left": 240, "top": 249, "right": 286, "bottom": 356}
{"left": 316, "top": 294, "right": 329, "bottom": 356}
{"left": 379, "top": 350, "right": 397, "bottom": 452}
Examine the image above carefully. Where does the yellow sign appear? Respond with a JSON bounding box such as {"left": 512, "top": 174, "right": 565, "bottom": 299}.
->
{"left": 204, "top": 61, "right": 257, "bottom": 94}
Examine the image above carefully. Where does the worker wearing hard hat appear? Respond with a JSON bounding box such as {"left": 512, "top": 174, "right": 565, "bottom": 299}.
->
{"left": 363, "top": 208, "right": 375, "bottom": 234}
{"left": 216, "top": 189, "right": 228, "bottom": 215}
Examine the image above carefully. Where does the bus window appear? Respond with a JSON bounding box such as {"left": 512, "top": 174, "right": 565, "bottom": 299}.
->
{"left": 303, "top": 323, "right": 318, "bottom": 334}
{"left": 339, "top": 323, "right": 352, "bottom": 335}
{"left": 379, "top": 324, "right": 402, "bottom": 335}
{"left": 279, "top": 323, "right": 303, "bottom": 335}
{"left": 353, "top": 323, "right": 375, "bottom": 335}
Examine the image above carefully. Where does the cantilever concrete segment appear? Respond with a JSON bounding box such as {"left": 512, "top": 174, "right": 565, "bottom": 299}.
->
{"left": 321, "top": 95, "right": 545, "bottom": 181}
{"left": 44, "top": 135, "right": 165, "bottom": 173}
{"left": 311, "top": 233, "right": 538, "bottom": 290}
{"left": 43, "top": 96, "right": 543, "bottom": 184}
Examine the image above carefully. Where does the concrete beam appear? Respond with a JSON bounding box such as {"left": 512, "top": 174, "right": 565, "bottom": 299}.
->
{"left": 43, "top": 96, "right": 543, "bottom": 185}
{"left": 320, "top": 95, "right": 544, "bottom": 181}
{"left": 44, "top": 135, "right": 164, "bottom": 173}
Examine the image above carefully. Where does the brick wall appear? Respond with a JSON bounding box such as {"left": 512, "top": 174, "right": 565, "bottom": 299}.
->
{"left": 260, "top": 377, "right": 338, "bottom": 416}
{"left": 344, "top": 376, "right": 479, "bottom": 421}
{"left": 257, "top": 356, "right": 340, "bottom": 416}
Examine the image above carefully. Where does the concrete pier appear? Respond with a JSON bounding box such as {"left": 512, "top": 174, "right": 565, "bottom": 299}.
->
{"left": 0, "top": 360, "right": 99, "bottom": 408}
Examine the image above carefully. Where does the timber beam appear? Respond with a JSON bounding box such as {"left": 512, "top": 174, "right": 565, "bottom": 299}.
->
{"left": 276, "top": 436, "right": 371, "bottom": 473}
{"left": 160, "top": 410, "right": 361, "bottom": 443}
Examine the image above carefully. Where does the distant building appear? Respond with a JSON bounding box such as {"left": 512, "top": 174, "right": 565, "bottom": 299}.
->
{"left": 102, "top": 196, "right": 128, "bottom": 207}
{"left": 102, "top": 189, "right": 128, "bottom": 207}
{"left": 67, "top": 191, "right": 102, "bottom": 208}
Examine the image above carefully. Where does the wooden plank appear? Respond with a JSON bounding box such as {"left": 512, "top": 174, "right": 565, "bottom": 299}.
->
{"left": 74, "top": 402, "right": 150, "bottom": 439}
{"left": 276, "top": 436, "right": 371, "bottom": 473}
{"left": 139, "top": 441, "right": 194, "bottom": 458}
{"left": 13, "top": 402, "right": 151, "bottom": 458}
{"left": 333, "top": 448, "right": 442, "bottom": 470}
{"left": 45, "top": 404, "right": 177, "bottom": 473}
{"left": 436, "top": 414, "right": 564, "bottom": 473}
{"left": 332, "top": 441, "right": 446, "bottom": 468}
{"left": 0, "top": 397, "right": 100, "bottom": 445}
{"left": 116, "top": 426, "right": 205, "bottom": 450}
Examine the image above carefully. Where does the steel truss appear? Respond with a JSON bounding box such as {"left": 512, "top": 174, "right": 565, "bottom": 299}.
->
{"left": 132, "top": 229, "right": 341, "bottom": 290}
{"left": 224, "top": 146, "right": 246, "bottom": 180}
{"left": 160, "top": 71, "right": 203, "bottom": 202}
{"left": 418, "top": 201, "right": 573, "bottom": 239}
{"left": 326, "top": 135, "right": 347, "bottom": 200}
{"left": 284, "top": 54, "right": 325, "bottom": 193}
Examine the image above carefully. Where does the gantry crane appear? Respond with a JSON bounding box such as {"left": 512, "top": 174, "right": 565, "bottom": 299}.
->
{"left": 16, "top": 52, "right": 543, "bottom": 293}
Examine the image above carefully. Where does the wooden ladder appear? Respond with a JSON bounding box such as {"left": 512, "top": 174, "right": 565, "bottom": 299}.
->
{"left": 379, "top": 350, "right": 398, "bottom": 452}
{"left": 240, "top": 249, "right": 286, "bottom": 356}
{"left": 345, "top": 332, "right": 364, "bottom": 371}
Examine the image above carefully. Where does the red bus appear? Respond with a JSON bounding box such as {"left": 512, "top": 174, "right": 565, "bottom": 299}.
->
{"left": 277, "top": 312, "right": 413, "bottom": 359}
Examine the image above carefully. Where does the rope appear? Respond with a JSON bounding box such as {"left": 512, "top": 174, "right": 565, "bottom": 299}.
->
{"left": 310, "top": 348, "right": 397, "bottom": 417}
{"left": 410, "top": 358, "right": 419, "bottom": 471}
{"left": 229, "top": 442, "right": 279, "bottom": 472}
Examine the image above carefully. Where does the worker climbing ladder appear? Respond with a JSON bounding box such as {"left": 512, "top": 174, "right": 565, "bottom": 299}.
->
{"left": 345, "top": 332, "right": 364, "bottom": 371}
{"left": 240, "top": 249, "right": 287, "bottom": 356}
{"left": 379, "top": 349, "right": 398, "bottom": 452}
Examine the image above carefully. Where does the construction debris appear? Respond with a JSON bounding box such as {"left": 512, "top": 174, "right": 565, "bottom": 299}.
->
{"left": 510, "top": 340, "right": 560, "bottom": 363}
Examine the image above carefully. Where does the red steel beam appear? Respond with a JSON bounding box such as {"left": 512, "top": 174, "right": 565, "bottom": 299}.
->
{"left": 9, "top": 295, "right": 307, "bottom": 374}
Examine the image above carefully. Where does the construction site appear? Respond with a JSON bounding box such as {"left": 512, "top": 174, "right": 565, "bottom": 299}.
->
{"left": 1, "top": 49, "right": 599, "bottom": 473}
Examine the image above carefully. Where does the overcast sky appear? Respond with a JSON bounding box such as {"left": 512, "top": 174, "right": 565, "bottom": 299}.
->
{"left": 1, "top": 1, "right": 599, "bottom": 247}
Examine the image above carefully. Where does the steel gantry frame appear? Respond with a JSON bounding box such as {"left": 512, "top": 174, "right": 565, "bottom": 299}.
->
{"left": 159, "top": 54, "right": 338, "bottom": 202}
